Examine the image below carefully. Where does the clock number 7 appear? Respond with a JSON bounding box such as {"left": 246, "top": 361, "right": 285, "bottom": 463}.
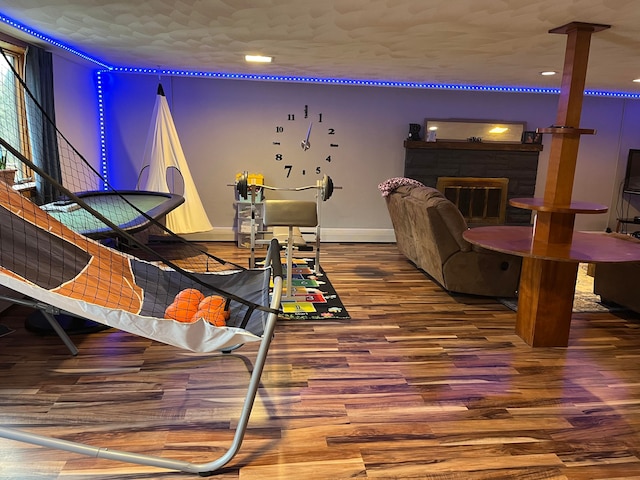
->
{"left": 284, "top": 165, "right": 293, "bottom": 177}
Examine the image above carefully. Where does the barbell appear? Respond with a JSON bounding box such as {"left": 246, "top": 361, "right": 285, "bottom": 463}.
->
{"left": 233, "top": 172, "right": 338, "bottom": 202}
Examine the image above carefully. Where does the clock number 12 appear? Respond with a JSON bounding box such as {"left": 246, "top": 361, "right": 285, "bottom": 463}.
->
{"left": 304, "top": 105, "right": 323, "bottom": 123}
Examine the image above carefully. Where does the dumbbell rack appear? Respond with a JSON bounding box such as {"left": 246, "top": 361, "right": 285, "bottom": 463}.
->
{"left": 233, "top": 173, "right": 337, "bottom": 271}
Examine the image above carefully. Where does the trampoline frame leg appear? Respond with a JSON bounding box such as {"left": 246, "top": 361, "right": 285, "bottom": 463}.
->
{"left": 0, "top": 276, "right": 283, "bottom": 476}
{"left": 0, "top": 295, "right": 78, "bottom": 356}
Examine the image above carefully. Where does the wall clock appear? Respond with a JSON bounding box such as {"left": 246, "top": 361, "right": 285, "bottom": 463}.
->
{"left": 272, "top": 104, "right": 339, "bottom": 178}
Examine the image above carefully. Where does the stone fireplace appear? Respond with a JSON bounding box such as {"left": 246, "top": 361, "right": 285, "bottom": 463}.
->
{"left": 404, "top": 140, "right": 542, "bottom": 225}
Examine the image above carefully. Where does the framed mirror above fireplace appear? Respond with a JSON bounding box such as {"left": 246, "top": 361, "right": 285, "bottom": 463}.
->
{"left": 425, "top": 119, "right": 525, "bottom": 143}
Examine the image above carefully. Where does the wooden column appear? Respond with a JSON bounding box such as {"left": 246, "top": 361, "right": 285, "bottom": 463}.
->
{"left": 516, "top": 22, "right": 609, "bottom": 347}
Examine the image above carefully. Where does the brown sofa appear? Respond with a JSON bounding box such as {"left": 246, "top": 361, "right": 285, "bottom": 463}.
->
{"left": 594, "top": 262, "right": 640, "bottom": 313}
{"left": 383, "top": 182, "right": 522, "bottom": 297}
{"left": 593, "top": 234, "right": 640, "bottom": 313}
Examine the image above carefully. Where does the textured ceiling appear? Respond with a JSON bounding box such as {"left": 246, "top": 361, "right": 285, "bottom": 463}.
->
{"left": 1, "top": 0, "right": 640, "bottom": 93}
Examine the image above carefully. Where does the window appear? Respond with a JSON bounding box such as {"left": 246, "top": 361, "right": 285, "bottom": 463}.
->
{"left": 0, "top": 40, "right": 33, "bottom": 183}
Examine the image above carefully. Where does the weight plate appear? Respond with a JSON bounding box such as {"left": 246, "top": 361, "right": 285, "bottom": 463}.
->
{"left": 236, "top": 172, "right": 248, "bottom": 200}
{"left": 322, "top": 175, "right": 334, "bottom": 201}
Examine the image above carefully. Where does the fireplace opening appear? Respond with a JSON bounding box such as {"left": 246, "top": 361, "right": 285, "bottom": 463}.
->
{"left": 436, "top": 177, "right": 509, "bottom": 225}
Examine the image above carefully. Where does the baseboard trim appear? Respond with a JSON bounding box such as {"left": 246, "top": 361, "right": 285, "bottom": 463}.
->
{"left": 179, "top": 228, "right": 396, "bottom": 243}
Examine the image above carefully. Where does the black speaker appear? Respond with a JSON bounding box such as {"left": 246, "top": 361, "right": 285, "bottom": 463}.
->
{"left": 407, "top": 123, "right": 421, "bottom": 140}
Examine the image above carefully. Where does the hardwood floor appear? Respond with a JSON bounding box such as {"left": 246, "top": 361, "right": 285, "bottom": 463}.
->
{"left": 1, "top": 242, "right": 640, "bottom": 479}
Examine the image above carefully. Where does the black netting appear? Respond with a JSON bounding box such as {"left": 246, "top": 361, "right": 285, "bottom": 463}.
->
{"left": 0, "top": 46, "right": 278, "bottom": 339}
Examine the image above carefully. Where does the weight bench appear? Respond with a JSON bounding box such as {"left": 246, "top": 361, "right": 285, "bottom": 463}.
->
{"left": 263, "top": 200, "right": 318, "bottom": 301}
{"left": 232, "top": 172, "right": 340, "bottom": 271}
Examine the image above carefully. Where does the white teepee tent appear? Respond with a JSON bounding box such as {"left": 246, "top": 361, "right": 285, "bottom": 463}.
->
{"left": 140, "top": 84, "right": 213, "bottom": 234}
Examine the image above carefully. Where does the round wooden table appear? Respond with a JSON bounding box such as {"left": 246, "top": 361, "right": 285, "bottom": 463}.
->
{"left": 464, "top": 226, "right": 640, "bottom": 347}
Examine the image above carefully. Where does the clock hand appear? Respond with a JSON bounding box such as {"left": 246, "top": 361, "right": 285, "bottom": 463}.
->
{"left": 301, "top": 122, "right": 312, "bottom": 151}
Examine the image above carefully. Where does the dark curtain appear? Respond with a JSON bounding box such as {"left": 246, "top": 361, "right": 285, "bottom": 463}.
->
{"left": 25, "top": 45, "right": 61, "bottom": 204}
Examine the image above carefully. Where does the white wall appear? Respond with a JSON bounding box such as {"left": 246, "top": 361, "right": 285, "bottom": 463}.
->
{"left": 52, "top": 55, "right": 100, "bottom": 173}
{"left": 52, "top": 57, "right": 640, "bottom": 241}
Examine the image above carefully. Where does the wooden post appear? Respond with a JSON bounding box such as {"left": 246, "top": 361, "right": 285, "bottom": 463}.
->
{"left": 515, "top": 22, "right": 610, "bottom": 347}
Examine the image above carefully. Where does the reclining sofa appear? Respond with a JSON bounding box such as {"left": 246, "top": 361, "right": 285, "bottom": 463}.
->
{"left": 380, "top": 178, "right": 522, "bottom": 297}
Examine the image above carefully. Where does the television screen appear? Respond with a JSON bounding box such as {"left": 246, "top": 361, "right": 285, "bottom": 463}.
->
{"left": 623, "top": 149, "right": 640, "bottom": 194}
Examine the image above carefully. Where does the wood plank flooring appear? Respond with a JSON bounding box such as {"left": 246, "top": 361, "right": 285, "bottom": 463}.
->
{"left": 1, "top": 242, "right": 640, "bottom": 479}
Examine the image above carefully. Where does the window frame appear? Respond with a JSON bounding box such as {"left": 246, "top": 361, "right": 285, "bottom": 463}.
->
{"left": 0, "top": 37, "right": 33, "bottom": 183}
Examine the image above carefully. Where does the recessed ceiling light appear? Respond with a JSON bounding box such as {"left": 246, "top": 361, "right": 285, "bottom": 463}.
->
{"left": 540, "top": 71, "right": 557, "bottom": 76}
{"left": 245, "top": 55, "right": 272, "bottom": 63}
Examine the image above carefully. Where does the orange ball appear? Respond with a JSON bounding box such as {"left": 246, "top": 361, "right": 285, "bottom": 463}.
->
{"left": 193, "top": 295, "right": 229, "bottom": 327}
{"left": 175, "top": 288, "right": 204, "bottom": 307}
{"left": 165, "top": 299, "right": 196, "bottom": 323}
{"left": 164, "top": 288, "right": 204, "bottom": 323}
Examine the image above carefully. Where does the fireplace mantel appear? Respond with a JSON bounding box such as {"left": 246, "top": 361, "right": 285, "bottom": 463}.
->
{"left": 403, "top": 140, "right": 542, "bottom": 225}
{"left": 404, "top": 140, "right": 543, "bottom": 152}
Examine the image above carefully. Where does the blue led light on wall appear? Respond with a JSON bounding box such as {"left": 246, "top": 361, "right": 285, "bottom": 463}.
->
{"left": 95, "top": 71, "right": 109, "bottom": 190}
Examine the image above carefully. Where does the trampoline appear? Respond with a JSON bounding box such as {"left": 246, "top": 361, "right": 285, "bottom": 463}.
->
{"left": 41, "top": 189, "right": 184, "bottom": 239}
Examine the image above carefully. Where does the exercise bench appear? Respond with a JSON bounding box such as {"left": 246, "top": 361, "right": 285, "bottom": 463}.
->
{"left": 263, "top": 200, "right": 318, "bottom": 301}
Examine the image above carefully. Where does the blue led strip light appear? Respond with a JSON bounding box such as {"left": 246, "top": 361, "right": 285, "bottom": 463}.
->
{"left": 115, "top": 66, "right": 563, "bottom": 95}
{"left": 95, "top": 71, "right": 109, "bottom": 190}
{"left": 112, "top": 66, "right": 640, "bottom": 99}
{"left": 0, "top": 13, "right": 111, "bottom": 69}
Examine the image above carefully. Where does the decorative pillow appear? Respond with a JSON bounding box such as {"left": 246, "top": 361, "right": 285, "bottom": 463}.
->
{"left": 377, "top": 177, "right": 425, "bottom": 197}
